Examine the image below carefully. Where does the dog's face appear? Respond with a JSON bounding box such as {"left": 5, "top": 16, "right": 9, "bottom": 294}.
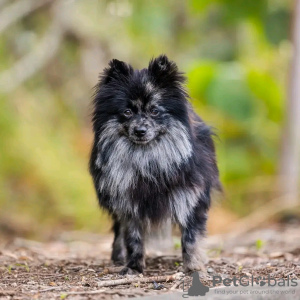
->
{"left": 120, "top": 95, "right": 167, "bottom": 144}
{"left": 93, "top": 55, "right": 189, "bottom": 145}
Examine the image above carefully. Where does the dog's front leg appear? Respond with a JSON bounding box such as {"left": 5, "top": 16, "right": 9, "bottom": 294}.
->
{"left": 111, "top": 215, "right": 126, "bottom": 266}
{"left": 120, "top": 218, "right": 145, "bottom": 275}
{"left": 181, "top": 208, "right": 208, "bottom": 273}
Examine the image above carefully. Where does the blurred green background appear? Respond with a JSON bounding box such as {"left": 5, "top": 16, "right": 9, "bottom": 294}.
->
{"left": 0, "top": 0, "right": 294, "bottom": 238}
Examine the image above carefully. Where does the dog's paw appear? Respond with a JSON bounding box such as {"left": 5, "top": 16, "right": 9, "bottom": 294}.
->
{"left": 112, "top": 259, "right": 125, "bottom": 266}
{"left": 119, "top": 267, "right": 141, "bottom": 275}
{"left": 183, "top": 254, "right": 207, "bottom": 273}
{"left": 184, "top": 263, "right": 206, "bottom": 273}
{"left": 183, "top": 245, "right": 208, "bottom": 273}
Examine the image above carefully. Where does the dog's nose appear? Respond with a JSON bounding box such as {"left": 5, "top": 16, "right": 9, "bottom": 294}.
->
{"left": 134, "top": 126, "right": 147, "bottom": 137}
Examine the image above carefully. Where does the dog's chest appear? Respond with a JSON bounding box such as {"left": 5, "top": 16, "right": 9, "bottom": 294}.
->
{"left": 98, "top": 148, "right": 176, "bottom": 198}
{"left": 97, "top": 150, "right": 201, "bottom": 225}
{"left": 95, "top": 131, "right": 200, "bottom": 224}
{"left": 97, "top": 135, "right": 192, "bottom": 196}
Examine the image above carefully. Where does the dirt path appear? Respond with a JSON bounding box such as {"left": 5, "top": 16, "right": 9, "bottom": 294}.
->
{"left": 0, "top": 223, "right": 299, "bottom": 299}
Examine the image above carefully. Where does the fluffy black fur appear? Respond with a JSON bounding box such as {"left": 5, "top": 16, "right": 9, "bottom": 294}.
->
{"left": 89, "top": 55, "right": 220, "bottom": 274}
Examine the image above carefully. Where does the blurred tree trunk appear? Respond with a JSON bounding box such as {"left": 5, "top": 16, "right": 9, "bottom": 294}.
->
{"left": 279, "top": 0, "right": 300, "bottom": 204}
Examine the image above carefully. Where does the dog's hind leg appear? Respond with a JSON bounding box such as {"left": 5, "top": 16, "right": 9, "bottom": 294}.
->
{"left": 119, "top": 219, "right": 145, "bottom": 275}
{"left": 180, "top": 206, "right": 208, "bottom": 273}
{"left": 111, "top": 215, "right": 126, "bottom": 266}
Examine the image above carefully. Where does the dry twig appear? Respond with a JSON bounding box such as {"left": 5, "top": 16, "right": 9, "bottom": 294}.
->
{"left": 97, "top": 272, "right": 183, "bottom": 288}
{"left": 35, "top": 286, "right": 62, "bottom": 293}
{"left": 170, "top": 280, "right": 182, "bottom": 290}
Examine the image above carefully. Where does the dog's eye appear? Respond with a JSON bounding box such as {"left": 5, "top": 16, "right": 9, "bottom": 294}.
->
{"left": 150, "top": 108, "right": 159, "bottom": 116}
{"left": 123, "top": 109, "right": 132, "bottom": 117}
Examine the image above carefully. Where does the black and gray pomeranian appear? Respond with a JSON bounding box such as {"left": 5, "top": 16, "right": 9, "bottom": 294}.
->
{"left": 89, "top": 55, "right": 220, "bottom": 275}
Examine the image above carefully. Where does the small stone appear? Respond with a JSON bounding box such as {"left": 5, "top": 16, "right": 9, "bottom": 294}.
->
{"left": 207, "top": 268, "right": 214, "bottom": 273}
{"left": 87, "top": 268, "right": 95, "bottom": 272}
{"left": 269, "top": 252, "right": 284, "bottom": 258}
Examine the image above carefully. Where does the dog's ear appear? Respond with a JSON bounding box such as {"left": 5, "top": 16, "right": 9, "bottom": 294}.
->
{"left": 148, "top": 55, "right": 185, "bottom": 86}
{"left": 101, "top": 59, "right": 133, "bottom": 84}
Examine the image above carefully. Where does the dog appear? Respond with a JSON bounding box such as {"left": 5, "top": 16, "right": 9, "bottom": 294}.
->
{"left": 89, "top": 55, "right": 220, "bottom": 275}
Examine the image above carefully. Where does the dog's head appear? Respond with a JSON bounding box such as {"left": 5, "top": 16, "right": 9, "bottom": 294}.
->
{"left": 93, "top": 55, "right": 189, "bottom": 145}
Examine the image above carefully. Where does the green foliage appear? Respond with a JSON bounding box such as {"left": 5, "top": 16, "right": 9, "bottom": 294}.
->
{"left": 205, "top": 64, "right": 255, "bottom": 121}
{"left": 256, "top": 239, "right": 265, "bottom": 251}
{"left": 0, "top": 0, "right": 292, "bottom": 236}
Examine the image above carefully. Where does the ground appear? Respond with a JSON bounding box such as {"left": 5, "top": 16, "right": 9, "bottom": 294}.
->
{"left": 0, "top": 223, "right": 299, "bottom": 299}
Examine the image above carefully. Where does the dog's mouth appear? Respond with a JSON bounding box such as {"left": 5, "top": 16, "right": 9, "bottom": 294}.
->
{"left": 130, "top": 137, "right": 153, "bottom": 145}
{"left": 129, "top": 133, "right": 157, "bottom": 145}
{"left": 127, "top": 131, "right": 159, "bottom": 145}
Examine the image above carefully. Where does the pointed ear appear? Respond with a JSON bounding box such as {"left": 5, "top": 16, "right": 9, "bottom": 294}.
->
{"left": 101, "top": 59, "right": 133, "bottom": 84}
{"left": 148, "top": 54, "right": 186, "bottom": 86}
